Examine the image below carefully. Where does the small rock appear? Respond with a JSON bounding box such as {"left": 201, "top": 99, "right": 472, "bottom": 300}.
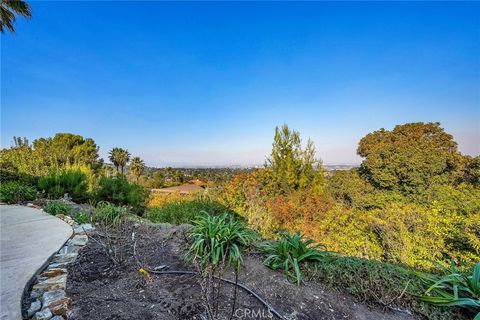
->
{"left": 73, "top": 224, "right": 94, "bottom": 234}
{"left": 41, "top": 268, "right": 67, "bottom": 278}
{"left": 32, "top": 274, "right": 67, "bottom": 291}
{"left": 49, "top": 297, "right": 72, "bottom": 316}
{"left": 27, "top": 299, "right": 42, "bottom": 317}
{"left": 64, "top": 217, "right": 75, "bottom": 226}
{"left": 57, "top": 245, "right": 79, "bottom": 254}
{"left": 56, "top": 214, "right": 66, "bottom": 220}
{"left": 31, "top": 290, "right": 43, "bottom": 300}
{"left": 46, "top": 262, "right": 69, "bottom": 269}
{"left": 36, "top": 275, "right": 47, "bottom": 282}
{"left": 42, "top": 290, "right": 66, "bottom": 307}
{"left": 51, "top": 316, "right": 64, "bottom": 320}
{"left": 27, "top": 203, "right": 42, "bottom": 209}
{"left": 34, "top": 308, "right": 52, "bottom": 320}
{"left": 52, "top": 253, "right": 78, "bottom": 264}
{"left": 67, "top": 235, "right": 88, "bottom": 246}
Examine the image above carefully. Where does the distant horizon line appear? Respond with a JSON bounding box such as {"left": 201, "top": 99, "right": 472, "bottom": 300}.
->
{"left": 124, "top": 163, "right": 361, "bottom": 169}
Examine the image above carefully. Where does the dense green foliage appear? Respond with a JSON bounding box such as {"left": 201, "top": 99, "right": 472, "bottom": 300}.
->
{"left": 93, "top": 176, "right": 148, "bottom": 214}
{"left": 0, "top": 133, "right": 151, "bottom": 214}
{"left": 38, "top": 170, "right": 89, "bottom": 202}
{"left": 44, "top": 201, "right": 72, "bottom": 216}
{"left": 0, "top": 181, "right": 37, "bottom": 204}
{"left": 306, "top": 256, "right": 462, "bottom": 320}
{"left": 146, "top": 198, "right": 233, "bottom": 224}
{"left": 223, "top": 123, "right": 480, "bottom": 271}
{"left": 0, "top": 133, "right": 100, "bottom": 184}
{"left": 357, "top": 122, "right": 463, "bottom": 194}
{"left": 261, "top": 231, "right": 331, "bottom": 285}
{"left": 418, "top": 262, "right": 479, "bottom": 319}
{"left": 92, "top": 201, "right": 129, "bottom": 225}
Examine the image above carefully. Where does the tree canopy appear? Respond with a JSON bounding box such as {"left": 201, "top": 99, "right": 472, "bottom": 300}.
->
{"left": 0, "top": 133, "right": 100, "bottom": 180}
{"left": 108, "top": 147, "right": 130, "bottom": 175}
{"left": 357, "top": 122, "right": 462, "bottom": 194}
{"left": 0, "top": 0, "right": 31, "bottom": 33}
{"left": 129, "top": 156, "right": 145, "bottom": 182}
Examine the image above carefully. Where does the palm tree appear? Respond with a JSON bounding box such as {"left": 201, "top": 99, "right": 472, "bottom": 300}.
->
{"left": 1, "top": 0, "right": 32, "bottom": 33}
{"left": 129, "top": 156, "right": 145, "bottom": 182}
{"left": 108, "top": 147, "right": 130, "bottom": 176}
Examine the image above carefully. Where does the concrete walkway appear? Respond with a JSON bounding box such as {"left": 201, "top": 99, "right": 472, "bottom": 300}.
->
{"left": 0, "top": 205, "right": 72, "bottom": 320}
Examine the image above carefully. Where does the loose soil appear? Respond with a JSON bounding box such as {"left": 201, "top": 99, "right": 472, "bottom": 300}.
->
{"left": 67, "top": 223, "right": 422, "bottom": 320}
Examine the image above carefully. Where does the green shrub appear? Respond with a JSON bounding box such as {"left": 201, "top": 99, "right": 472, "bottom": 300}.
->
{"left": 38, "top": 170, "right": 89, "bottom": 202}
{"left": 93, "top": 176, "right": 148, "bottom": 214}
{"left": 418, "top": 261, "right": 479, "bottom": 319}
{"left": 72, "top": 211, "right": 91, "bottom": 224}
{"left": 44, "top": 201, "right": 72, "bottom": 216}
{"left": 92, "top": 201, "right": 129, "bottom": 225}
{"left": 0, "top": 181, "right": 37, "bottom": 204}
{"left": 306, "top": 256, "right": 464, "bottom": 320}
{"left": 188, "top": 212, "right": 255, "bottom": 269}
{"left": 261, "top": 231, "right": 332, "bottom": 285}
{"left": 146, "top": 199, "right": 232, "bottom": 224}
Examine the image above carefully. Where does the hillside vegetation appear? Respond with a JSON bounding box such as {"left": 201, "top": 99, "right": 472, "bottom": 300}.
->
{"left": 1, "top": 122, "right": 479, "bottom": 319}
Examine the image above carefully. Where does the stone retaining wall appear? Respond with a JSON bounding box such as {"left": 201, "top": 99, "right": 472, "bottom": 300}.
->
{"left": 23, "top": 213, "right": 93, "bottom": 320}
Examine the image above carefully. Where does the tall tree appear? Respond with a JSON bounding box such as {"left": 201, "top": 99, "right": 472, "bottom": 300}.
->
{"left": 108, "top": 147, "right": 130, "bottom": 176}
{"left": 266, "top": 124, "right": 322, "bottom": 193}
{"left": 32, "top": 133, "right": 99, "bottom": 169}
{"left": 1, "top": 133, "right": 100, "bottom": 178}
{"left": 129, "top": 156, "right": 145, "bottom": 182}
{"left": 0, "top": 0, "right": 32, "bottom": 33}
{"left": 357, "top": 122, "right": 462, "bottom": 194}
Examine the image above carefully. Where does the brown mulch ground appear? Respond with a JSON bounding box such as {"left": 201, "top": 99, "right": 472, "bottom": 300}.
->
{"left": 66, "top": 223, "right": 421, "bottom": 320}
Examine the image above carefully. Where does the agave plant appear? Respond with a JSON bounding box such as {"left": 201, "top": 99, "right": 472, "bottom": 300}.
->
{"left": 419, "top": 261, "right": 480, "bottom": 320}
{"left": 261, "top": 231, "right": 332, "bottom": 285}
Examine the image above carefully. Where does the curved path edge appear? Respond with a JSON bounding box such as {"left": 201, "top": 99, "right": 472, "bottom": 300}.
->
{"left": 0, "top": 205, "right": 73, "bottom": 320}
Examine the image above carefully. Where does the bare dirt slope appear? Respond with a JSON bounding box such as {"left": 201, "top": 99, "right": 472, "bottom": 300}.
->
{"left": 66, "top": 223, "right": 420, "bottom": 320}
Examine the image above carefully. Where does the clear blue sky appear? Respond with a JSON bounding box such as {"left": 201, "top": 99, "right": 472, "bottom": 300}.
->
{"left": 2, "top": 1, "right": 479, "bottom": 167}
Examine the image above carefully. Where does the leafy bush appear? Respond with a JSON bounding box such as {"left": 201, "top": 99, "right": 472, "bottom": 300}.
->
{"left": 44, "top": 201, "right": 72, "bottom": 216}
{"left": 306, "top": 256, "right": 463, "bottom": 320}
{"left": 72, "top": 211, "right": 91, "bottom": 224}
{"left": 93, "top": 176, "right": 148, "bottom": 214}
{"left": 92, "top": 201, "right": 129, "bottom": 225}
{"left": 226, "top": 169, "right": 480, "bottom": 271}
{"left": 146, "top": 199, "right": 232, "bottom": 224}
{"left": 261, "top": 231, "right": 332, "bottom": 285}
{"left": 418, "top": 261, "right": 479, "bottom": 319}
{"left": 188, "top": 212, "right": 255, "bottom": 268}
{"left": 0, "top": 181, "right": 37, "bottom": 204}
{"left": 38, "top": 170, "right": 89, "bottom": 202}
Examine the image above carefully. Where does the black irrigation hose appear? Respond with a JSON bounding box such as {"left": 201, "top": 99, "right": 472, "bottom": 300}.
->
{"left": 146, "top": 269, "right": 285, "bottom": 320}
{"left": 132, "top": 233, "right": 284, "bottom": 319}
